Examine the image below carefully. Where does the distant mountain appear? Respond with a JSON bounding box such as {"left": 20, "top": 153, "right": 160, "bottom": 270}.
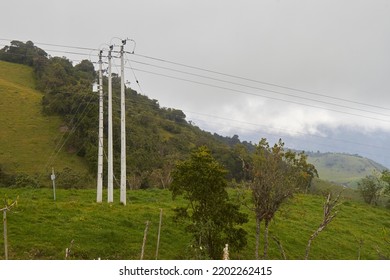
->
{"left": 306, "top": 152, "right": 387, "bottom": 188}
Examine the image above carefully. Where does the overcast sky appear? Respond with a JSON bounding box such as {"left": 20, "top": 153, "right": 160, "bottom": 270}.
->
{"left": 2, "top": 0, "right": 390, "bottom": 165}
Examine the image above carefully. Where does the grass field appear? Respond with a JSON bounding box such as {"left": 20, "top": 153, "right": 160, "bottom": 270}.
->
{"left": 0, "top": 61, "right": 89, "bottom": 183}
{"left": 307, "top": 153, "right": 386, "bottom": 188}
{"left": 0, "top": 187, "right": 389, "bottom": 260}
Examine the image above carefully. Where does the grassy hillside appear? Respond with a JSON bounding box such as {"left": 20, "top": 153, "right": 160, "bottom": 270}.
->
{"left": 307, "top": 152, "right": 387, "bottom": 188}
{"left": 0, "top": 61, "right": 89, "bottom": 182}
{"left": 0, "top": 187, "right": 389, "bottom": 260}
{"left": 0, "top": 52, "right": 245, "bottom": 188}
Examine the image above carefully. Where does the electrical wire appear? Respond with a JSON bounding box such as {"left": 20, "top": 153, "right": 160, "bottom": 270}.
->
{"left": 128, "top": 67, "right": 390, "bottom": 124}
{"left": 124, "top": 53, "right": 144, "bottom": 95}
{"left": 2, "top": 38, "right": 390, "bottom": 164}
{"left": 40, "top": 91, "right": 98, "bottom": 175}
{"left": 126, "top": 58, "right": 390, "bottom": 118}
{"left": 3, "top": 39, "right": 390, "bottom": 116}
{"left": 130, "top": 52, "right": 390, "bottom": 112}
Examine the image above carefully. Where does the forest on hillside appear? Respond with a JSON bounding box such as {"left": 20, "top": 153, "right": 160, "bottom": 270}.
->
{"left": 0, "top": 40, "right": 255, "bottom": 188}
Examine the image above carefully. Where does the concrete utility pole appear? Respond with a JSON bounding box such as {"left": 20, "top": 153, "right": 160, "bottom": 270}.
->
{"left": 96, "top": 50, "right": 104, "bottom": 203}
{"left": 107, "top": 45, "right": 114, "bottom": 203}
{"left": 120, "top": 40, "right": 127, "bottom": 205}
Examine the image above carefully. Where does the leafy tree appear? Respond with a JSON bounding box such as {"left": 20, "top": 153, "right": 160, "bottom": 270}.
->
{"left": 170, "top": 146, "right": 248, "bottom": 259}
{"left": 358, "top": 175, "right": 382, "bottom": 205}
{"left": 381, "top": 170, "right": 390, "bottom": 195}
{"left": 249, "top": 138, "right": 317, "bottom": 259}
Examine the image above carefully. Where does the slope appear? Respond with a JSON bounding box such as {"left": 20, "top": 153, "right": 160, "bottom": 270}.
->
{"left": 307, "top": 152, "right": 387, "bottom": 188}
{"left": 0, "top": 61, "right": 89, "bottom": 181}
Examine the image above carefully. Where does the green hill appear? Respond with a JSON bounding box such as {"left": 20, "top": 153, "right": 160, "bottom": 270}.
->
{"left": 307, "top": 152, "right": 387, "bottom": 188}
{"left": 0, "top": 60, "right": 89, "bottom": 180}
{"left": 0, "top": 42, "right": 244, "bottom": 188}
{"left": 0, "top": 41, "right": 389, "bottom": 261}
{"left": 0, "top": 187, "right": 389, "bottom": 260}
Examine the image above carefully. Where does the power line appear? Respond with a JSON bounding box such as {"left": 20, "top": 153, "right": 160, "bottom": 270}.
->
{"left": 129, "top": 67, "right": 390, "bottom": 124}
{"left": 40, "top": 91, "right": 98, "bottom": 175}
{"left": 109, "top": 83, "right": 390, "bottom": 161}
{"left": 3, "top": 39, "right": 390, "bottom": 116}
{"left": 2, "top": 38, "right": 390, "bottom": 112}
{"left": 124, "top": 53, "right": 144, "bottom": 95}
{"left": 131, "top": 52, "right": 390, "bottom": 112}
{"left": 2, "top": 39, "right": 390, "bottom": 159}
{"left": 126, "top": 58, "right": 390, "bottom": 118}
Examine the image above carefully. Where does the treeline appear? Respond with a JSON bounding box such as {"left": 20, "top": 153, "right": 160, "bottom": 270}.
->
{"left": 0, "top": 40, "right": 247, "bottom": 188}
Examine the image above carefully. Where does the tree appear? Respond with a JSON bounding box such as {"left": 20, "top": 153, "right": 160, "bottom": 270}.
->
{"left": 170, "top": 146, "right": 248, "bottom": 259}
{"left": 358, "top": 175, "right": 382, "bottom": 205}
{"left": 249, "top": 138, "right": 317, "bottom": 259}
{"left": 0, "top": 40, "right": 47, "bottom": 67}
{"left": 381, "top": 170, "right": 390, "bottom": 195}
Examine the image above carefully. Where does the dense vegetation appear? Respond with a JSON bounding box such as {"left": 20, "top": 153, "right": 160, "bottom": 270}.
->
{"left": 0, "top": 41, "right": 246, "bottom": 188}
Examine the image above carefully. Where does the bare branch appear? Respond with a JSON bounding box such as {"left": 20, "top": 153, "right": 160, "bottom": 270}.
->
{"left": 272, "top": 236, "right": 287, "bottom": 260}
{"left": 305, "top": 192, "right": 341, "bottom": 259}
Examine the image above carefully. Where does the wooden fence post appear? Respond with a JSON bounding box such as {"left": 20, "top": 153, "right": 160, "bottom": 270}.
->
{"left": 140, "top": 221, "right": 150, "bottom": 260}
{"left": 3, "top": 210, "right": 8, "bottom": 260}
{"left": 155, "top": 209, "right": 163, "bottom": 260}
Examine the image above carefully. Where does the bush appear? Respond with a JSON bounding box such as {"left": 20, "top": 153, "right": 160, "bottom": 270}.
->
{"left": 56, "top": 167, "right": 88, "bottom": 189}
{"left": 358, "top": 175, "right": 382, "bottom": 205}
{"left": 12, "top": 173, "right": 39, "bottom": 188}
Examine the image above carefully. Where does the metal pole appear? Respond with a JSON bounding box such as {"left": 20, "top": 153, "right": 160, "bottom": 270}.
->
{"left": 107, "top": 45, "right": 114, "bottom": 203}
{"left": 120, "top": 40, "right": 127, "bottom": 205}
{"left": 96, "top": 50, "right": 104, "bottom": 203}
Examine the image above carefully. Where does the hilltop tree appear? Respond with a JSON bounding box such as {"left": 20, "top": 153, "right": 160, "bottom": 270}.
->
{"left": 0, "top": 40, "right": 47, "bottom": 68}
{"left": 249, "top": 138, "right": 317, "bottom": 259}
{"left": 170, "top": 146, "right": 248, "bottom": 259}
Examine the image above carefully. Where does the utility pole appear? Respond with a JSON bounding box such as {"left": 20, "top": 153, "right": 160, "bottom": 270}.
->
{"left": 120, "top": 40, "right": 127, "bottom": 205}
{"left": 107, "top": 45, "right": 114, "bottom": 203}
{"left": 96, "top": 50, "right": 104, "bottom": 203}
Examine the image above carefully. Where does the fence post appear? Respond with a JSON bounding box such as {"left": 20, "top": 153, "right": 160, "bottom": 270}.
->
{"left": 3, "top": 210, "right": 8, "bottom": 260}
{"left": 140, "top": 221, "right": 150, "bottom": 260}
{"left": 155, "top": 209, "right": 163, "bottom": 260}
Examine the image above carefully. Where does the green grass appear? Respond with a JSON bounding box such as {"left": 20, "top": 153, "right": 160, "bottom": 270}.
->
{"left": 0, "top": 187, "right": 389, "bottom": 260}
{"left": 307, "top": 153, "right": 386, "bottom": 188}
{"left": 0, "top": 61, "right": 89, "bottom": 181}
